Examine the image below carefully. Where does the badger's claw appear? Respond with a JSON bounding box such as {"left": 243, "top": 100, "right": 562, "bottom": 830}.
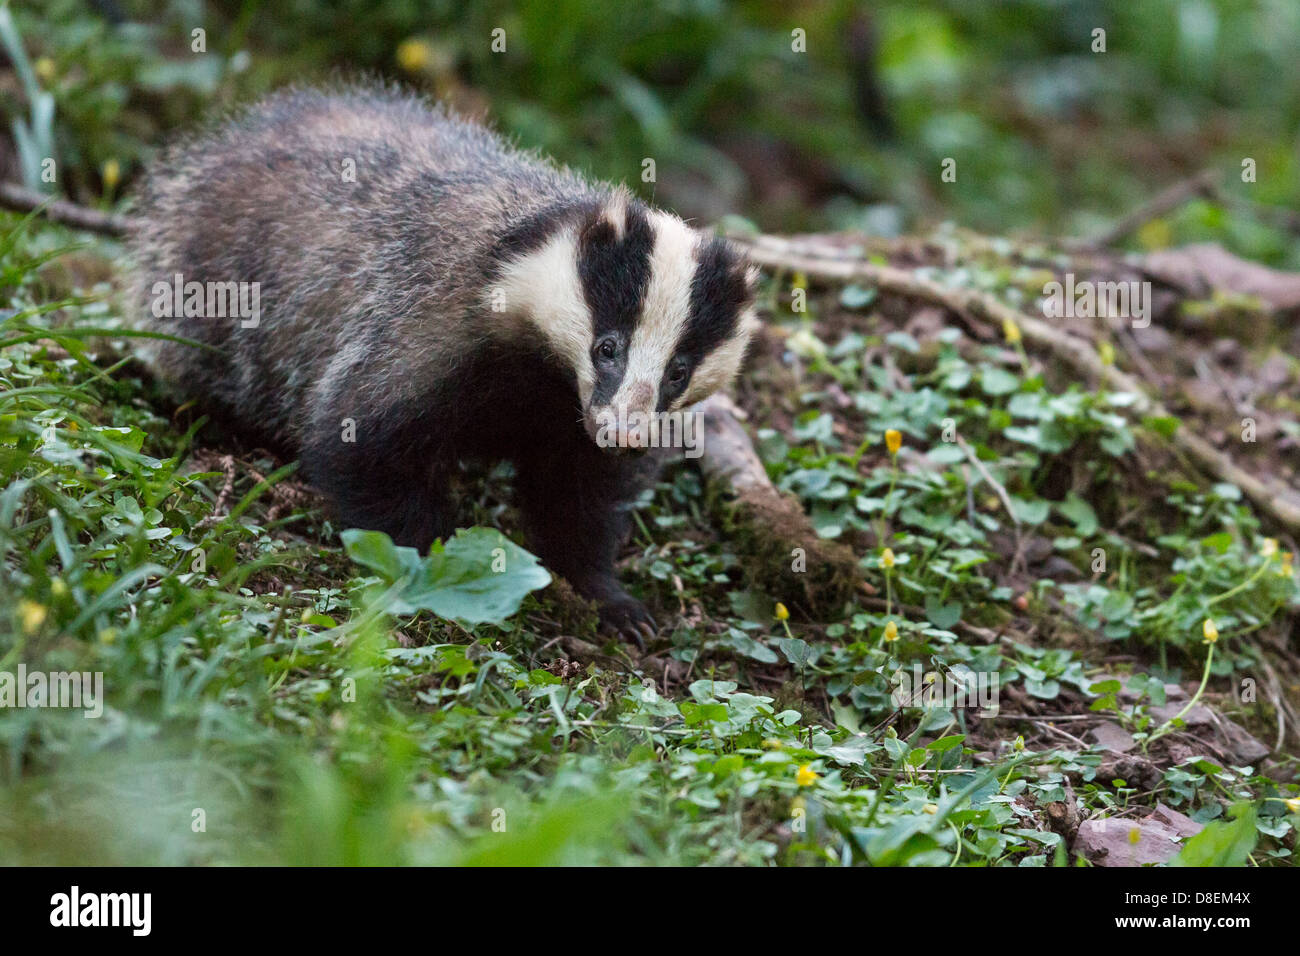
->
{"left": 598, "top": 596, "right": 657, "bottom": 649}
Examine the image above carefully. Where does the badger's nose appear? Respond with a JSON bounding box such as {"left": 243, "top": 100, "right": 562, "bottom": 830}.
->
{"left": 585, "top": 403, "right": 654, "bottom": 452}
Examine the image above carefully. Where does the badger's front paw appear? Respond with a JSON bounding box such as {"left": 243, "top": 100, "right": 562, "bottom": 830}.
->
{"left": 598, "top": 595, "right": 657, "bottom": 649}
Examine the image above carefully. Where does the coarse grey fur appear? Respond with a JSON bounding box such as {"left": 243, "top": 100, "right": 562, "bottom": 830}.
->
{"left": 131, "top": 84, "right": 607, "bottom": 447}
{"left": 128, "top": 84, "right": 757, "bottom": 641}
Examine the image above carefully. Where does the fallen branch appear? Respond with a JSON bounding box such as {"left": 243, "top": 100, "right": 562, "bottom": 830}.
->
{"left": 0, "top": 181, "right": 129, "bottom": 236}
{"left": 730, "top": 235, "right": 1300, "bottom": 533}
{"left": 687, "top": 393, "right": 861, "bottom": 613}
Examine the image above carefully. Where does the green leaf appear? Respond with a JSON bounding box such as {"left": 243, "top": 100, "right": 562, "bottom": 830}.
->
{"left": 343, "top": 527, "right": 550, "bottom": 625}
{"left": 839, "top": 284, "right": 877, "bottom": 309}
{"left": 341, "top": 528, "right": 412, "bottom": 581}
{"left": 1008, "top": 496, "right": 1050, "bottom": 525}
{"left": 981, "top": 367, "right": 1020, "bottom": 396}
{"left": 1143, "top": 415, "right": 1180, "bottom": 439}
{"left": 1057, "top": 493, "right": 1098, "bottom": 536}
{"left": 1169, "top": 803, "right": 1258, "bottom": 867}
{"left": 924, "top": 596, "right": 962, "bottom": 629}
{"left": 777, "top": 637, "right": 814, "bottom": 667}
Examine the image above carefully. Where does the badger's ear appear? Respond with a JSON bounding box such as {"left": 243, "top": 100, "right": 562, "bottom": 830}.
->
{"left": 741, "top": 263, "right": 762, "bottom": 307}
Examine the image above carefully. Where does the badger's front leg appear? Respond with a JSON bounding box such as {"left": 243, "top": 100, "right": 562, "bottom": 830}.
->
{"left": 513, "top": 436, "right": 658, "bottom": 644}
{"left": 300, "top": 400, "right": 456, "bottom": 553}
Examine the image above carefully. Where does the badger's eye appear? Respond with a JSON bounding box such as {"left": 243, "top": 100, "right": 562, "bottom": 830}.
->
{"left": 596, "top": 338, "right": 618, "bottom": 362}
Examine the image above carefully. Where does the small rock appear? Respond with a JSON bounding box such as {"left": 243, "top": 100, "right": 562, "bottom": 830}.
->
{"left": 1150, "top": 803, "right": 1203, "bottom": 840}
{"left": 1088, "top": 721, "right": 1137, "bottom": 753}
{"left": 1074, "top": 815, "right": 1186, "bottom": 867}
{"left": 1150, "top": 701, "right": 1214, "bottom": 726}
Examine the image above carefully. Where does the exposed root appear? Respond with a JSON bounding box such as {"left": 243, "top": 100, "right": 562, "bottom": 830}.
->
{"left": 729, "top": 233, "right": 1300, "bottom": 533}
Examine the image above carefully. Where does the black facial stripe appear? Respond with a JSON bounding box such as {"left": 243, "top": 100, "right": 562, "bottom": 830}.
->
{"left": 655, "top": 356, "right": 693, "bottom": 411}
{"left": 676, "top": 236, "right": 752, "bottom": 363}
{"left": 577, "top": 201, "right": 654, "bottom": 340}
{"left": 489, "top": 199, "right": 598, "bottom": 268}
{"left": 589, "top": 339, "right": 627, "bottom": 406}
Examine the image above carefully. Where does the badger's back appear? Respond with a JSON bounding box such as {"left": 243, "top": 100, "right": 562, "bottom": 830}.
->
{"left": 130, "top": 85, "right": 603, "bottom": 448}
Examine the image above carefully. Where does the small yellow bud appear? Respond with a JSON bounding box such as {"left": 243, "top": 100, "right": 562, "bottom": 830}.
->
{"left": 18, "top": 600, "right": 47, "bottom": 635}
{"left": 1128, "top": 827, "right": 1141, "bottom": 845}
{"left": 922, "top": 803, "right": 938, "bottom": 815}
{"left": 885, "top": 428, "right": 902, "bottom": 456}
{"left": 101, "top": 158, "right": 121, "bottom": 192}
{"left": 883, "top": 620, "right": 899, "bottom": 642}
{"left": 50, "top": 577, "right": 68, "bottom": 599}
{"left": 1098, "top": 340, "right": 1115, "bottom": 366}
{"left": 880, "top": 548, "right": 896, "bottom": 569}
{"left": 1202, "top": 618, "right": 1219, "bottom": 644}
{"left": 795, "top": 763, "right": 819, "bottom": 787}
{"left": 1284, "top": 797, "right": 1300, "bottom": 814}
{"left": 396, "top": 38, "right": 432, "bottom": 73}
{"left": 34, "top": 57, "right": 56, "bottom": 84}
{"left": 98, "top": 628, "right": 118, "bottom": 645}
{"left": 1002, "top": 317, "right": 1022, "bottom": 344}
{"left": 1014, "top": 735, "right": 1025, "bottom": 752}
{"left": 774, "top": 602, "right": 789, "bottom": 621}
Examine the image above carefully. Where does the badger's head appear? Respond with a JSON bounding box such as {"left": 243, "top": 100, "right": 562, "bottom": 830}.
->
{"left": 491, "top": 189, "right": 758, "bottom": 452}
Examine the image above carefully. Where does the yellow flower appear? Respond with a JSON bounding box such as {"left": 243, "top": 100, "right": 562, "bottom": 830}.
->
{"left": 795, "top": 764, "right": 818, "bottom": 787}
{"left": 1284, "top": 797, "right": 1300, "bottom": 814}
{"left": 885, "top": 428, "right": 902, "bottom": 456}
{"left": 923, "top": 803, "right": 938, "bottom": 815}
{"left": 34, "top": 57, "right": 56, "bottom": 84}
{"left": 880, "top": 548, "right": 896, "bottom": 569}
{"left": 1261, "top": 538, "right": 1279, "bottom": 558}
{"left": 18, "top": 600, "right": 47, "bottom": 635}
{"left": 774, "top": 602, "right": 789, "bottom": 621}
{"left": 396, "top": 38, "right": 432, "bottom": 73}
{"left": 1128, "top": 827, "right": 1141, "bottom": 845}
{"left": 50, "top": 577, "right": 68, "bottom": 599}
{"left": 101, "top": 158, "right": 121, "bottom": 192}
{"left": 883, "top": 619, "right": 899, "bottom": 642}
{"left": 1002, "top": 317, "right": 1022, "bottom": 344}
{"left": 1013, "top": 735, "right": 1025, "bottom": 752}
{"left": 1202, "top": 618, "right": 1219, "bottom": 644}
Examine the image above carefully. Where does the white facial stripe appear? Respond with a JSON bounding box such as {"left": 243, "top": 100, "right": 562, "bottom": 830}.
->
{"left": 603, "top": 186, "right": 630, "bottom": 240}
{"left": 610, "top": 211, "right": 698, "bottom": 412}
{"left": 491, "top": 226, "right": 597, "bottom": 406}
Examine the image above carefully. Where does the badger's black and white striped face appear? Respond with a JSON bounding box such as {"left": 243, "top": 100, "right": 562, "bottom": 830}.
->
{"left": 492, "top": 192, "right": 758, "bottom": 449}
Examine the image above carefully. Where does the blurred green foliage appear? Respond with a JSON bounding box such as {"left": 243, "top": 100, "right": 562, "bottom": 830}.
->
{"left": 7, "top": 0, "right": 1300, "bottom": 262}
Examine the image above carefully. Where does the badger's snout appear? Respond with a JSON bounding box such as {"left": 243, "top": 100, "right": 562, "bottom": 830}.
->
{"left": 585, "top": 404, "right": 655, "bottom": 455}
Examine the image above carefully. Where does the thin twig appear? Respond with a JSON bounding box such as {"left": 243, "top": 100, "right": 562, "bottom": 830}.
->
{"left": 1065, "top": 169, "right": 1221, "bottom": 251}
{"left": 0, "top": 181, "right": 129, "bottom": 236}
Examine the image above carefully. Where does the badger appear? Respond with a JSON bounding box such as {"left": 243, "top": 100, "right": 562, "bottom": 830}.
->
{"left": 129, "top": 85, "right": 758, "bottom": 641}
